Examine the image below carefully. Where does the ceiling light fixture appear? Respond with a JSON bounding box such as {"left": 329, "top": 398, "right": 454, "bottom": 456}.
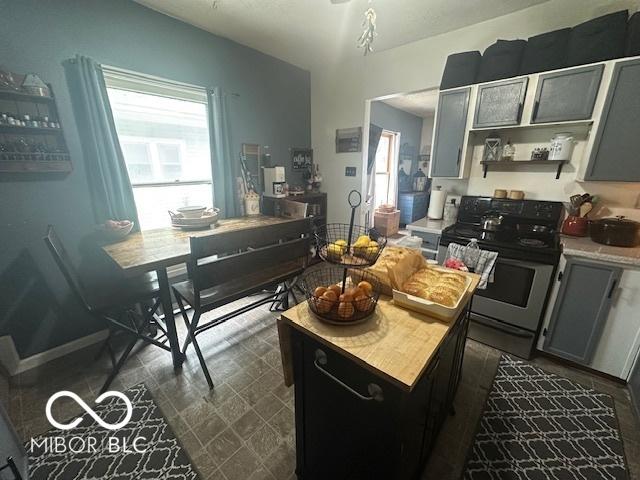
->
{"left": 356, "top": 1, "right": 377, "bottom": 56}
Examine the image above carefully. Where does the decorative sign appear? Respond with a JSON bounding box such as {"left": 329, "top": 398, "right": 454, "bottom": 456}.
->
{"left": 336, "top": 127, "right": 362, "bottom": 153}
{"left": 291, "top": 148, "right": 313, "bottom": 170}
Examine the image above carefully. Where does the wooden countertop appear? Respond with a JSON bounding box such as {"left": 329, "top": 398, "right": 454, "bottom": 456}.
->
{"left": 278, "top": 273, "right": 480, "bottom": 392}
{"left": 102, "top": 215, "right": 301, "bottom": 275}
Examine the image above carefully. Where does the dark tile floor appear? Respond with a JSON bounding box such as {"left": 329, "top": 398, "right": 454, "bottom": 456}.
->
{"left": 4, "top": 297, "right": 640, "bottom": 480}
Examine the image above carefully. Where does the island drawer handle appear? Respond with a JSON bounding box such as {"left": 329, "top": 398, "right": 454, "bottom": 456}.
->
{"left": 314, "top": 349, "right": 384, "bottom": 402}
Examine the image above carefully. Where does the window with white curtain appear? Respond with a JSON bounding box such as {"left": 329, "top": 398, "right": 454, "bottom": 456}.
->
{"left": 104, "top": 68, "right": 212, "bottom": 231}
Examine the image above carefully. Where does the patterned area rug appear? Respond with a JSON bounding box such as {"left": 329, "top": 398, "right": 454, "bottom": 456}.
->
{"left": 28, "top": 383, "right": 199, "bottom": 479}
{"left": 464, "top": 356, "right": 629, "bottom": 480}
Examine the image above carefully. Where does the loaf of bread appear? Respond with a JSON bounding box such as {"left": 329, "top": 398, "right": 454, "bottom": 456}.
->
{"left": 364, "top": 246, "right": 425, "bottom": 296}
{"left": 401, "top": 268, "right": 466, "bottom": 307}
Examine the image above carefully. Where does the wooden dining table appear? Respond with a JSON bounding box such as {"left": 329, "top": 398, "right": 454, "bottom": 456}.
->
{"left": 102, "top": 214, "right": 303, "bottom": 369}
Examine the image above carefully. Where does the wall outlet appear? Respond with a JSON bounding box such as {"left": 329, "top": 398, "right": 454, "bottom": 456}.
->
{"left": 345, "top": 166, "right": 356, "bottom": 177}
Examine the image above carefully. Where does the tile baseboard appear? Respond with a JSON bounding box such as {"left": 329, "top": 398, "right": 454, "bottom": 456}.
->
{"left": 0, "top": 330, "right": 108, "bottom": 377}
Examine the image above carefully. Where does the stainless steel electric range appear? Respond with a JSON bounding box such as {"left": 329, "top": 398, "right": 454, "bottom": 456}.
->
{"left": 437, "top": 196, "right": 564, "bottom": 359}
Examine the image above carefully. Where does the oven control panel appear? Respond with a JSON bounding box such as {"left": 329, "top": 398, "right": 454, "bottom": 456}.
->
{"left": 458, "top": 196, "right": 564, "bottom": 223}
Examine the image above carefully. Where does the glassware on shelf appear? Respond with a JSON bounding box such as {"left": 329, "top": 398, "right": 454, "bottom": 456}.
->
{"left": 502, "top": 140, "right": 515, "bottom": 162}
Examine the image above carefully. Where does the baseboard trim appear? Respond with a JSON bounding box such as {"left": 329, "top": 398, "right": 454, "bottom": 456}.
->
{"left": 0, "top": 330, "right": 109, "bottom": 377}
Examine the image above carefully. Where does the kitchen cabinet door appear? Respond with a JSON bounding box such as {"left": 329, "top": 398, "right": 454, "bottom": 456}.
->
{"left": 473, "top": 78, "right": 528, "bottom": 128}
{"left": 531, "top": 65, "right": 603, "bottom": 123}
{"left": 431, "top": 88, "right": 470, "bottom": 178}
{"left": 585, "top": 58, "right": 640, "bottom": 181}
{"left": 543, "top": 258, "right": 621, "bottom": 365}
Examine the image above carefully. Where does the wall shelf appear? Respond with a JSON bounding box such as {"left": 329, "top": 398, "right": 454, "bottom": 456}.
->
{"left": 0, "top": 89, "right": 56, "bottom": 103}
{"left": 0, "top": 80, "right": 71, "bottom": 175}
{"left": 0, "top": 160, "right": 72, "bottom": 173}
{"left": 470, "top": 120, "right": 593, "bottom": 133}
{"left": 0, "top": 125, "right": 63, "bottom": 135}
{"left": 480, "top": 159, "right": 568, "bottom": 179}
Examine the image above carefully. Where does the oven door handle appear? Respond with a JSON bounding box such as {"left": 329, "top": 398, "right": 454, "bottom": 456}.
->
{"left": 470, "top": 314, "right": 533, "bottom": 338}
{"left": 493, "top": 256, "right": 547, "bottom": 269}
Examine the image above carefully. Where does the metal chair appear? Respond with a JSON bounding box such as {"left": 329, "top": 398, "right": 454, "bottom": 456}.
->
{"left": 172, "top": 218, "right": 311, "bottom": 389}
{"left": 44, "top": 225, "right": 170, "bottom": 393}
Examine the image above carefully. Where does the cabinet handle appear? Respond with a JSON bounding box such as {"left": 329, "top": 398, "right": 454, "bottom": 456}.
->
{"left": 314, "top": 349, "right": 384, "bottom": 402}
{"left": 607, "top": 279, "right": 618, "bottom": 299}
{"left": 456, "top": 147, "right": 462, "bottom": 166}
{"left": 532, "top": 100, "right": 540, "bottom": 120}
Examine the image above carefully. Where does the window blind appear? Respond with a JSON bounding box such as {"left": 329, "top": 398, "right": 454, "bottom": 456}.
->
{"left": 101, "top": 65, "right": 208, "bottom": 104}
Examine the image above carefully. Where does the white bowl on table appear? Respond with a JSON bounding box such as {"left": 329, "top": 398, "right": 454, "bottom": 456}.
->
{"left": 99, "top": 220, "right": 134, "bottom": 242}
{"left": 177, "top": 206, "right": 207, "bottom": 219}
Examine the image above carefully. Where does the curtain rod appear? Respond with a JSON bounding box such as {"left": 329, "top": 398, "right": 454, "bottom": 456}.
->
{"left": 79, "top": 60, "right": 241, "bottom": 98}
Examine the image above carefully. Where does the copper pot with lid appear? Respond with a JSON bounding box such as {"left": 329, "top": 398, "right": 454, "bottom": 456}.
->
{"left": 589, "top": 216, "right": 640, "bottom": 247}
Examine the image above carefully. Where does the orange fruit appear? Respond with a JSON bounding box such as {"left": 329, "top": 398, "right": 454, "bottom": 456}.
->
{"left": 327, "top": 284, "right": 342, "bottom": 297}
{"left": 339, "top": 293, "right": 354, "bottom": 303}
{"left": 313, "top": 286, "right": 328, "bottom": 297}
{"left": 337, "top": 302, "right": 355, "bottom": 319}
{"left": 358, "top": 281, "right": 373, "bottom": 295}
{"left": 314, "top": 297, "right": 333, "bottom": 313}
{"left": 354, "top": 294, "right": 373, "bottom": 312}
{"left": 345, "top": 287, "right": 363, "bottom": 298}
{"left": 322, "top": 290, "right": 338, "bottom": 302}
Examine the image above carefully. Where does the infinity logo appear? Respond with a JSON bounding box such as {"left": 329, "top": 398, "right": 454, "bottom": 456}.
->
{"left": 45, "top": 391, "right": 133, "bottom": 431}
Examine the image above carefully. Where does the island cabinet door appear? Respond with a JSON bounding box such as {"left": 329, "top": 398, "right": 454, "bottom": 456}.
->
{"left": 292, "top": 332, "right": 427, "bottom": 480}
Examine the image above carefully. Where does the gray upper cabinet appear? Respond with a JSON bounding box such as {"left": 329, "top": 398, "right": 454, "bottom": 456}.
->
{"left": 531, "top": 65, "right": 603, "bottom": 123}
{"left": 431, "top": 88, "right": 470, "bottom": 178}
{"left": 543, "top": 258, "right": 621, "bottom": 365}
{"left": 473, "top": 78, "right": 528, "bottom": 129}
{"left": 585, "top": 58, "right": 640, "bottom": 181}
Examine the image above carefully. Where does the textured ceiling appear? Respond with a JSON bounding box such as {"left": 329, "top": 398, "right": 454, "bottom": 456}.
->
{"left": 382, "top": 89, "right": 440, "bottom": 117}
{"left": 133, "top": 0, "right": 550, "bottom": 69}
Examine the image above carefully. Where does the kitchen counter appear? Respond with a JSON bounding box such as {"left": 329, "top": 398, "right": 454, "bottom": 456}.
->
{"left": 278, "top": 273, "right": 479, "bottom": 391}
{"left": 561, "top": 235, "right": 640, "bottom": 267}
{"left": 277, "top": 273, "right": 480, "bottom": 479}
{"left": 406, "top": 217, "right": 445, "bottom": 235}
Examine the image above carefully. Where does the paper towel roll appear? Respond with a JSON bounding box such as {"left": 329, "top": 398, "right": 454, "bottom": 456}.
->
{"left": 428, "top": 188, "right": 447, "bottom": 220}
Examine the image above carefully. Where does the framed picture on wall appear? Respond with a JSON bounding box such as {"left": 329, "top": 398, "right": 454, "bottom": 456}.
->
{"left": 336, "top": 127, "right": 362, "bottom": 153}
{"left": 291, "top": 148, "right": 313, "bottom": 170}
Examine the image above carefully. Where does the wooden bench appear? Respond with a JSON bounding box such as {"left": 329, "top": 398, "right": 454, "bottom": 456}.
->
{"left": 172, "top": 217, "right": 311, "bottom": 389}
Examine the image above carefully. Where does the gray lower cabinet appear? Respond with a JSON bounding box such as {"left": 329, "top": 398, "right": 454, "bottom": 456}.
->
{"left": 473, "top": 77, "right": 528, "bottom": 128}
{"left": 585, "top": 58, "right": 640, "bottom": 181}
{"left": 531, "top": 65, "right": 603, "bottom": 123}
{"left": 543, "top": 258, "right": 621, "bottom": 365}
{"left": 431, "top": 88, "right": 470, "bottom": 177}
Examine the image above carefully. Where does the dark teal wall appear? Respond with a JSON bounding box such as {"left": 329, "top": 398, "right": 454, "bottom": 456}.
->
{"left": 0, "top": 0, "right": 311, "bottom": 357}
{"left": 370, "top": 102, "right": 423, "bottom": 175}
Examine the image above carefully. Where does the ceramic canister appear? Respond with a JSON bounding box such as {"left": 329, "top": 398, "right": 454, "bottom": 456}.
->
{"left": 549, "top": 132, "right": 574, "bottom": 161}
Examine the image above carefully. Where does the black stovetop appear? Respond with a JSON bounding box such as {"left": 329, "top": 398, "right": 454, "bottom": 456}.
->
{"left": 439, "top": 196, "right": 564, "bottom": 264}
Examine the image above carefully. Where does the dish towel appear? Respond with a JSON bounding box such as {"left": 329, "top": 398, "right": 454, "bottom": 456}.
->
{"left": 445, "top": 242, "right": 498, "bottom": 289}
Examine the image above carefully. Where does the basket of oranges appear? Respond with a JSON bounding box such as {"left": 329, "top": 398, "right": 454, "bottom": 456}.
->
{"left": 300, "top": 267, "right": 380, "bottom": 325}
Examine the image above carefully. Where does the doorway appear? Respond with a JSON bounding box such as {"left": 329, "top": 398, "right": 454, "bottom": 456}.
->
{"left": 374, "top": 130, "right": 399, "bottom": 209}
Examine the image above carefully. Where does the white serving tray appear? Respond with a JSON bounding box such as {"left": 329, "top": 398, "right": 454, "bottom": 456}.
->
{"left": 392, "top": 268, "right": 472, "bottom": 322}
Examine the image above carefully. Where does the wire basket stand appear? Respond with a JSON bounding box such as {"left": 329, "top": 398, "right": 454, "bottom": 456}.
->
{"left": 302, "top": 189, "right": 387, "bottom": 325}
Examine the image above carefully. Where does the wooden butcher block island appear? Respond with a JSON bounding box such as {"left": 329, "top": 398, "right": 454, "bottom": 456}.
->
{"left": 278, "top": 272, "right": 480, "bottom": 480}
